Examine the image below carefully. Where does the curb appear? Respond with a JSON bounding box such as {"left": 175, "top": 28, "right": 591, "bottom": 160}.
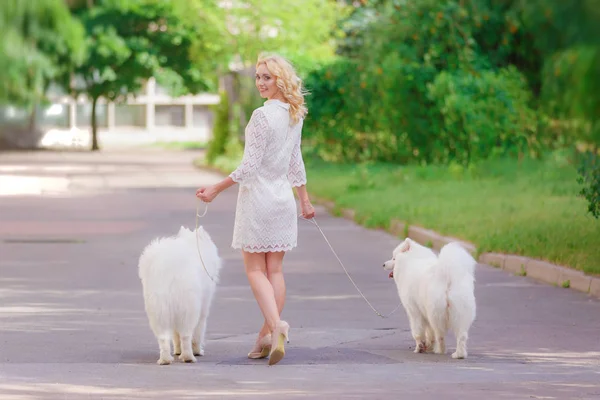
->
{"left": 313, "top": 198, "right": 600, "bottom": 300}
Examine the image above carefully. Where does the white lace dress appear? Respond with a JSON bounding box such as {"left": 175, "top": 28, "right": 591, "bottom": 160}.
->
{"left": 229, "top": 99, "right": 307, "bottom": 253}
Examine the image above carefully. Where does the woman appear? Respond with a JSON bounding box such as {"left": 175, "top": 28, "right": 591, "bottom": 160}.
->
{"left": 196, "top": 54, "right": 315, "bottom": 366}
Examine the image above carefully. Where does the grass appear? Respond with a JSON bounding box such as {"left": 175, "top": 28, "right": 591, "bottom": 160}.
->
{"left": 195, "top": 151, "right": 600, "bottom": 275}
{"left": 148, "top": 140, "right": 207, "bottom": 150}
{"left": 303, "top": 153, "right": 600, "bottom": 275}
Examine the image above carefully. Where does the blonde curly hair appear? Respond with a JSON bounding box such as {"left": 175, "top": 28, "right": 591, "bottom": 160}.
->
{"left": 256, "top": 54, "right": 308, "bottom": 124}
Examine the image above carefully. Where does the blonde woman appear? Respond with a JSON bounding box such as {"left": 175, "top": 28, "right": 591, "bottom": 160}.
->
{"left": 196, "top": 54, "right": 315, "bottom": 365}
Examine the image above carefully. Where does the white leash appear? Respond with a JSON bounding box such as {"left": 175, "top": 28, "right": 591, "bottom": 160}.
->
{"left": 300, "top": 216, "right": 402, "bottom": 319}
{"left": 195, "top": 200, "right": 217, "bottom": 282}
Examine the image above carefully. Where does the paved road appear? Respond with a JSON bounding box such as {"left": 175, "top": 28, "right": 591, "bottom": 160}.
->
{"left": 0, "top": 150, "right": 599, "bottom": 399}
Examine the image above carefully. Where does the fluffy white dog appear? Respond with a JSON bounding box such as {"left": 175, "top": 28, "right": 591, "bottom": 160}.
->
{"left": 383, "top": 238, "right": 476, "bottom": 359}
{"left": 138, "top": 226, "right": 222, "bottom": 365}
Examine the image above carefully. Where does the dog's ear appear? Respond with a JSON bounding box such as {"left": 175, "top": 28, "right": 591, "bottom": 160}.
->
{"left": 393, "top": 239, "right": 411, "bottom": 256}
{"left": 400, "top": 239, "right": 411, "bottom": 253}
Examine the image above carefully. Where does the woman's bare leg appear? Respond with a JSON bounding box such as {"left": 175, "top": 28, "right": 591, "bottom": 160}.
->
{"left": 243, "top": 251, "right": 280, "bottom": 334}
{"left": 256, "top": 251, "right": 286, "bottom": 338}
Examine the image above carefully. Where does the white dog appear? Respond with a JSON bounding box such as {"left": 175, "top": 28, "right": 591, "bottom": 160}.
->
{"left": 138, "top": 226, "right": 222, "bottom": 365}
{"left": 383, "top": 238, "right": 476, "bottom": 359}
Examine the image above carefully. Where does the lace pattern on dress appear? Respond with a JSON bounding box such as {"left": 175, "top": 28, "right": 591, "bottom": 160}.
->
{"left": 288, "top": 121, "right": 307, "bottom": 187}
{"left": 229, "top": 110, "right": 270, "bottom": 184}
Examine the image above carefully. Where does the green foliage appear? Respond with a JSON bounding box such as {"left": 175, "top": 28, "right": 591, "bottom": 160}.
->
{"left": 206, "top": 91, "right": 231, "bottom": 164}
{"left": 223, "top": 0, "right": 345, "bottom": 74}
{"left": 510, "top": 1, "right": 600, "bottom": 151}
{"left": 171, "top": 0, "right": 229, "bottom": 80}
{"left": 304, "top": 0, "right": 599, "bottom": 167}
{"left": 427, "top": 66, "right": 538, "bottom": 164}
{"left": 304, "top": 58, "right": 398, "bottom": 163}
{"left": 577, "top": 151, "right": 600, "bottom": 219}
{"left": 515, "top": 0, "right": 600, "bottom": 54}
{"left": 335, "top": 3, "right": 381, "bottom": 59}
{"left": 516, "top": 1, "right": 600, "bottom": 218}
{"left": 70, "top": 0, "right": 211, "bottom": 100}
{"left": 540, "top": 46, "right": 600, "bottom": 146}
{"left": 0, "top": 0, "right": 84, "bottom": 106}
{"left": 466, "top": 0, "right": 542, "bottom": 92}
{"left": 304, "top": 0, "right": 548, "bottom": 165}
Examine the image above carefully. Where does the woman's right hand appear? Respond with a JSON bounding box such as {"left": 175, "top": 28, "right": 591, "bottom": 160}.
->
{"left": 301, "top": 200, "right": 315, "bottom": 219}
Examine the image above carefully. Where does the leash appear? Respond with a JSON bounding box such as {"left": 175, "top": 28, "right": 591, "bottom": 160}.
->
{"left": 300, "top": 216, "right": 402, "bottom": 319}
{"left": 194, "top": 199, "right": 401, "bottom": 318}
{"left": 195, "top": 200, "right": 217, "bottom": 282}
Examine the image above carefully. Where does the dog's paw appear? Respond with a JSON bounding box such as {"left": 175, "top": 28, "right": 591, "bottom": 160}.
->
{"left": 192, "top": 343, "right": 205, "bottom": 356}
{"left": 193, "top": 348, "right": 205, "bottom": 357}
{"left": 179, "top": 353, "right": 197, "bottom": 363}
{"left": 432, "top": 338, "right": 446, "bottom": 354}
{"left": 414, "top": 342, "right": 426, "bottom": 353}
{"left": 157, "top": 356, "right": 173, "bottom": 365}
{"left": 452, "top": 351, "right": 467, "bottom": 359}
{"left": 173, "top": 343, "right": 182, "bottom": 356}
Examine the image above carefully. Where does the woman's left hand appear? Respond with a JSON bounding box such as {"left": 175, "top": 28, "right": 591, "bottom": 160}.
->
{"left": 301, "top": 200, "right": 315, "bottom": 219}
{"left": 196, "top": 185, "right": 220, "bottom": 203}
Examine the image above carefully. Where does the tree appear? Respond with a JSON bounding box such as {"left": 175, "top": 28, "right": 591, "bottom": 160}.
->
{"left": 65, "top": 0, "right": 225, "bottom": 150}
{"left": 334, "top": 0, "right": 384, "bottom": 59}
{"left": 0, "top": 0, "right": 84, "bottom": 135}
{"left": 222, "top": 0, "right": 345, "bottom": 74}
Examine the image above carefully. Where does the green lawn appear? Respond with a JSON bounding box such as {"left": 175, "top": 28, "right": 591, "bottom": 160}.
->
{"left": 303, "top": 154, "right": 600, "bottom": 275}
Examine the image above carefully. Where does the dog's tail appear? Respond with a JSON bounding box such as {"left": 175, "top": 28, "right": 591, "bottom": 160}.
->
{"left": 437, "top": 242, "right": 476, "bottom": 284}
{"left": 436, "top": 242, "right": 476, "bottom": 330}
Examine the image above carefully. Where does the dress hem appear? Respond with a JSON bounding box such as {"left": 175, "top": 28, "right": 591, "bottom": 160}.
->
{"left": 231, "top": 244, "right": 296, "bottom": 253}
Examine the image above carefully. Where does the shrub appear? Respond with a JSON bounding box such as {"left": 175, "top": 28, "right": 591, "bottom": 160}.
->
{"left": 427, "top": 66, "right": 538, "bottom": 164}
{"left": 578, "top": 151, "right": 600, "bottom": 219}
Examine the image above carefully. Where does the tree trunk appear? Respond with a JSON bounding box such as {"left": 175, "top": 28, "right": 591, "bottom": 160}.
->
{"left": 28, "top": 105, "right": 37, "bottom": 135}
{"left": 91, "top": 96, "right": 100, "bottom": 151}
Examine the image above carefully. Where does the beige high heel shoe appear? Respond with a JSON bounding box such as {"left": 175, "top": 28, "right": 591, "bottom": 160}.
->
{"left": 268, "top": 321, "right": 290, "bottom": 366}
{"left": 247, "top": 334, "right": 272, "bottom": 359}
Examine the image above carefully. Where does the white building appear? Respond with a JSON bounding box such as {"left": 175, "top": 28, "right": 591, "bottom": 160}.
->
{"left": 0, "top": 78, "right": 219, "bottom": 148}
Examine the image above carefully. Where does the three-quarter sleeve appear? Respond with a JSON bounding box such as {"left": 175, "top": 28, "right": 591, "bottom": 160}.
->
{"left": 287, "top": 122, "right": 307, "bottom": 187}
{"left": 229, "top": 110, "right": 270, "bottom": 184}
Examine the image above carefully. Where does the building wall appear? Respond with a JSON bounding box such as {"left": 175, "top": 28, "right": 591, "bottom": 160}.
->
{"left": 0, "top": 77, "right": 219, "bottom": 134}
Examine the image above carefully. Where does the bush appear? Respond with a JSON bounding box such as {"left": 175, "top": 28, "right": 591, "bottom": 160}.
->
{"left": 578, "top": 151, "right": 600, "bottom": 219}
{"left": 304, "top": 59, "right": 372, "bottom": 162}
{"left": 304, "top": 58, "right": 541, "bottom": 165}
{"left": 427, "top": 66, "right": 539, "bottom": 164}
